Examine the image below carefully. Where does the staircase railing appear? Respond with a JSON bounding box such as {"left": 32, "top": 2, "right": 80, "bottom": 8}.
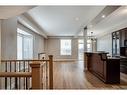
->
{"left": 0, "top": 55, "right": 53, "bottom": 89}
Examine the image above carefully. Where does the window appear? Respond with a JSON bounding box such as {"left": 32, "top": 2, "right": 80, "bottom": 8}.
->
{"left": 17, "top": 28, "right": 33, "bottom": 60}
{"left": 87, "top": 39, "right": 92, "bottom": 52}
{"left": 60, "top": 39, "right": 71, "bottom": 55}
{"left": 78, "top": 39, "right": 84, "bottom": 60}
{"left": 17, "top": 34, "right": 23, "bottom": 59}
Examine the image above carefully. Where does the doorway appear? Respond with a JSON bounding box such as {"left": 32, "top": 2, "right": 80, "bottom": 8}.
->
{"left": 78, "top": 39, "right": 84, "bottom": 61}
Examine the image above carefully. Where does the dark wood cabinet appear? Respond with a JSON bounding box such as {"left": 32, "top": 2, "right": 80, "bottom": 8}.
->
{"left": 106, "top": 58, "right": 120, "bottom": 83}
{"left": 120, "top": 57, "right": 127, "bottom": 74}
{"left": 112, "top": 28, "right": 127, "bottom": 74}
{"left": 120, "top": 47, "right": 127, "bottom": 56}
{"left": 84, "top": 52, "right": 120, "bottom": 84}
{"left": 112, "top": 28, "right": 127, "bottom": 57}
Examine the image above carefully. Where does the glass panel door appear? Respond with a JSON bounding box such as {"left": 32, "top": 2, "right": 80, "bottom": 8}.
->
{"left": 78, "top": 39, "right": 84, "bottom": 61}
{"left": 17, "top": 34, "right": 23, "bottom": 60}
{"left": 112, "top": 39, "right": 116, "bottom": 55}
{"left": 23, "top": 36, "right": 33, "bottom": 59}
{"left": 17, "top": 28, "right": 33, "bottom": 60}
{"left": 116, "top": 38, "right": 120, "bottom": 55}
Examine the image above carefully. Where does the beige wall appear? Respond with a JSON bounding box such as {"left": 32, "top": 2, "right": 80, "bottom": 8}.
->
{"left": 45, "top": 37, "right": 78, "bottom": 60}
{"left": 33, "top": 33, "right": 45, "bottom": 59}
{"left": 1, "top": 17, "right": 17, "bottom": 60}
{"left": 97, "top": 33, "right": 112, "bottom": 55}
{"left": 0, "top": 20, "right": 1, "bottom": 88}
{"left": 0, "top": 20, "right": 1, "bottom": 61}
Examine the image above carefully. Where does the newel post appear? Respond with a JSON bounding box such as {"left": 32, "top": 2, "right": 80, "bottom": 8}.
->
{"left": 30, "top": 62, "right": 42, "bottom": 89}
{"left": 48, "top": 55, "right": 53, "bottom": 89}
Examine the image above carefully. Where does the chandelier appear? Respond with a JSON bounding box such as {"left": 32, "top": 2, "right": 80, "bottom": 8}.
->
{"left": 87, "top": 32, "right": 96, "bottom": 42}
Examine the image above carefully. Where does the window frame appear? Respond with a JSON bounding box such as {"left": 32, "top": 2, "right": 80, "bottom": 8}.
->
{"left": 17, "top": 28, "right": 33, "bottom": 60}
{"left": 60, "top": 39, "right": 72, "bottom": 56}
{"left": 87, "top": 39, "right": 92, "bottom": 52}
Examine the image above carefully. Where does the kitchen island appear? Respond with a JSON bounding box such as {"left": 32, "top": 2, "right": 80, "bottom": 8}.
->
{"left": 84, "top": 52, "right": 120, "bottom": 84}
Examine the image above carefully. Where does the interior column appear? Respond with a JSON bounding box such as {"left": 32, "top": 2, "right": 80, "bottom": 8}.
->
{"left": 83, "top": 26, "right": 87, "bottom": 52}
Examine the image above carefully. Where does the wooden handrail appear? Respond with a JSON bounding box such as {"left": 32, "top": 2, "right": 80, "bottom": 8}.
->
{"left": 0, "top": 55, "right": 53, "bottom": 89}
{"left": 49, "top": 55, "right": 53, "bottom": 89}
{"left": 0, "top": 72, "right": 31, "bottom": 77}
{"left": 38, "top": 53, "right": 46, "bottom": 54}
{"left": 1, "top": 59, "right": 49, "bottom": 62}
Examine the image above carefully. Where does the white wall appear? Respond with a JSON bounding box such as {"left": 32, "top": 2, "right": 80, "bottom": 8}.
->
{"left": 97, "top": 33, "right": 112, "bottom": 55}
{"left": 0, "top": 18, "right": 45, "bottom": 89}
{"left": 18, "top": 23, "right": 45, "bottom": 59}
{"left": 0, "top": 16, "right": 45, "bottom": 89}
{"left": 1, "top": 17, "right": 17, "bottom": 60}
{"left": 45, "top": 37, "right": 78, "bottom": 60}
{"left": 1, "top": 17, "right": 45, "bottom": 60}
{"left": 0, "top": 17, "right": 17, "bottom": 88}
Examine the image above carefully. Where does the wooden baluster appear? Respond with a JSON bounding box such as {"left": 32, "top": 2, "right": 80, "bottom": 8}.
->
{"left": 48, "top": 55, "right": 53, "bottom": 89}
{"left": 46, "top": 61, "right": 48, "bottom": 89}
{"left": 26, "top": 61, "right": 28, "bottom": 89}
{"left": 41, "top": 64, "right": 43, "bottom": 89}
{"left": 24, "top": 61, "right": 25, "bottom": 89}
{"left": 19, "top": 61, "right": 20, "bottom": 89}
{"left": 45, "top": 62, "right": 46, "bottom": 88}
{"left": 30, "top": 62, "right": 42, "bottom": 89}
{"left": 5, "top": 61, "right": 7, "bottom": 89}
{"left": 15, "top": 61, "right": 18, "bottom": 89}
{"left": 27, "top": 61, "right": 30, "bottom": 89}
{"left": 26, "top": 77, "right": 28, "bottom": 89}
{"left": 45, "top": 62, "right": 46, "bottom": 89}
{"left": 10, "top": 61, "right": 11, "bottom": 89}
{"left": 44, "top": 62, "right": 45, "bottom": 88}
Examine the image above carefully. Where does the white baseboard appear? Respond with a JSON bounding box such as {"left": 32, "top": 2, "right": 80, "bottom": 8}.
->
{"left": 53, "top": 59, "right": 77, "bottom": 62}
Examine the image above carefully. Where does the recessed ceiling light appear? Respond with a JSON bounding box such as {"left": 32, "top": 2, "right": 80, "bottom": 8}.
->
{"left": 102, "top": 15, "right": 106, "bottom": 18}
{"left": 89, "top": 25, "right": 93, "bottom": 28}
{"left": 75, "top": 17, "right": 79, "bottom": 21}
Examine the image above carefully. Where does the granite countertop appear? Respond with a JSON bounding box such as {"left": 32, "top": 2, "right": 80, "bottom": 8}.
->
{"left": 108, "top": 56, "right": 127, "bottom": 60}
{"left": 120, "top": 56, "right": 127, "bottom": 58}
{"left": 84, "top": 51, "right": 109, "bottom": 54}
{"left": 108, "top": 57, "right": 120, "bottom": 60}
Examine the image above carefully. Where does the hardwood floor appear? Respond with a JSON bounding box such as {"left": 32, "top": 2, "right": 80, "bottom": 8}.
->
{"left": 53, "top": 61, "right": 127, "bottom": 89}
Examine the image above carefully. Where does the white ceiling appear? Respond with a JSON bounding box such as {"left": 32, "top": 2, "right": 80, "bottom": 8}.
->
{"left": 27, "top": 6, "right": 105, "bottom": 36}
{"left": 1, "top": 6, "right": 126, "bottom": 38}
{"left": 88, "top": 6, "right": 127, "bottom": 37}
{"left": 0, "top": 6, "right": 34, "bottom": 19}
